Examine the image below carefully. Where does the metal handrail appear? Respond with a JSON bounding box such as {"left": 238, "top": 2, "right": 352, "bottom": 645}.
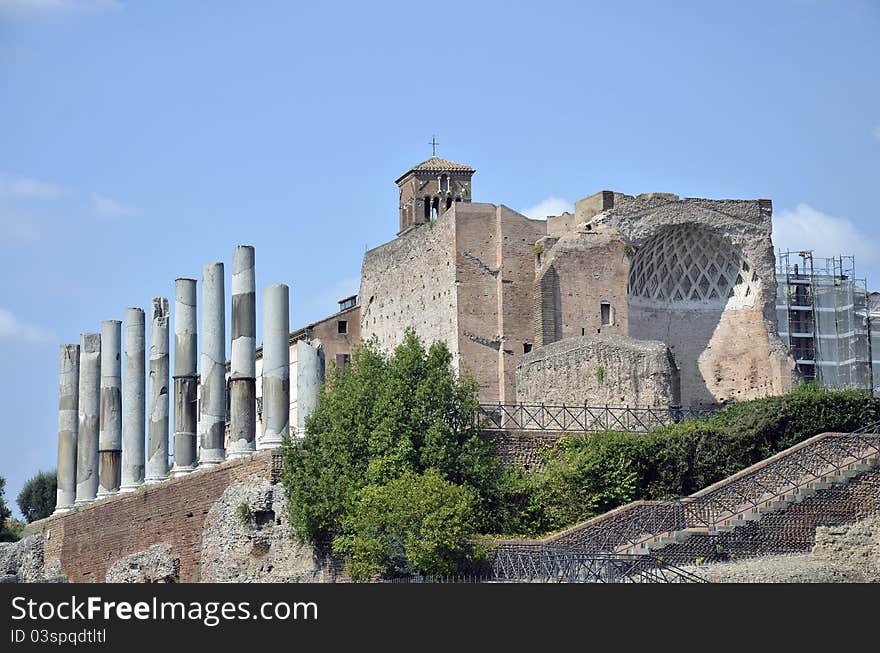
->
{"left": 489, "top": 547, "right": 708, "bottom": 583}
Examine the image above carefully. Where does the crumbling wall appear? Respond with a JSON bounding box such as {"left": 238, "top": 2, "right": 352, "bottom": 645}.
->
{"left": 200, "top": 476, "right": 321, "bottom": 583}
{"left": 515, "top": 334, "right": 679, "bottom": 407}
{"left": 604, "top": 194, "right": 796, "bottom": 405}
{"left": 105, "top": 543, "right": 178, "bottom": 583}
{"left": 0, "top": 535, "right": 58, "bottom": 583}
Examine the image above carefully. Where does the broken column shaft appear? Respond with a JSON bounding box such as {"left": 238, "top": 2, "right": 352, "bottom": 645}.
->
{"left": 75, "top": 333, "right": 100, "bottom": 505}
{"left": 171, "top": 279, "right": 198, "bottom": 477}
{"left": 97, "top": 320, "right": 122, "bottom": 497}
{"left": 120, "top": 307, "right": 145, "bottom": 492}
{"left": 54, "top": 344, "right": 80, "bottom": 513}
{"left": 145, "top": 297, "right": 170, "bottom": 484}
{"left": 259, "top": 283, "right": 289, "bottom": 450}
{"left": 199, "top": 262, "right": 226, "bottom": 467}
{"left": 229, "top": 245, "right": 256, "bottom": 459}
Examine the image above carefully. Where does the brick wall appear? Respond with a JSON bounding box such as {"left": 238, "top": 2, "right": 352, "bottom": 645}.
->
{"left": 30, "top": 451, "right": 276, "bottom": 583}
{"left": 482, "top": 430, "right": 566, "bottom": 471}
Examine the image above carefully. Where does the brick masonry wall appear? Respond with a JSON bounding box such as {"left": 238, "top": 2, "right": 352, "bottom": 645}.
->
{"left": 29, "top": 451, "right": 276, "bottom": 583}
{"left": 482, "top": 430, "right": 566, "bottom": 471}
{"left": 454, "top": 204, "right": 546, "bottom": 402}
{"left": 535, "top": 232, "right": 630, "bottom": 344}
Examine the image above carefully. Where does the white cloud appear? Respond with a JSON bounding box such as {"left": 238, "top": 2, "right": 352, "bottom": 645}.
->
{"left": 93, "top": 193, "right": 134, "bottom": 218}
{"left": 772, "top": 204, "right": 878, "bottom": 270}
{"left": 0, "top": 174, "right": 64, "bottom": 199}
{"left": 521, "top": 196, "right": 573, "bottom": 219}
{"left": 0, "top": 308, "right": 53, "bottom": 343}
{"left": 0, "top": 0, "right": 121, "bottom": 14}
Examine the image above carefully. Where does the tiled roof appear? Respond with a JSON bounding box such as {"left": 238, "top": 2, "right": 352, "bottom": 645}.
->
{"left": 395, "top": 156, "right": 476, "bottom": 184}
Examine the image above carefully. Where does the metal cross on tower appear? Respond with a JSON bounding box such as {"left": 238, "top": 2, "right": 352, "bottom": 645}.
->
{"left": 429, "top": 135, "right": 439, "bottom": 157}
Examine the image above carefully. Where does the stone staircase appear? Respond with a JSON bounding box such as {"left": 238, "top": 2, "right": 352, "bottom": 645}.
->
{"left": 491, "top": 423, "right": 880, "bottom": 578}
{"left": 632, "top": 457, "right": 880, "bottom": 565}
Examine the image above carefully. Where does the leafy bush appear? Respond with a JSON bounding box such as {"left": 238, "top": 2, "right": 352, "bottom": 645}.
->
{"left": 334, "top": 469, "right": 481, "bottom": 580}
{"left": 0, "top": 477, "right": 18, "bottom": 542}
{"left": 17, "top": 470, "right": 57, "bottom": 523}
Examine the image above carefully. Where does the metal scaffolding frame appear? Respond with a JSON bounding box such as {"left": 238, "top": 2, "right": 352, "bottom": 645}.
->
{"left": 776, "top": 250, "right": 875, "bottom": 394}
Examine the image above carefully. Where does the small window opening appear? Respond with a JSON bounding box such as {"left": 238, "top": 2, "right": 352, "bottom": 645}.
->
{"left": 581, "top": 328, "right": 585, "bottom": 336}
{"left": 336, "top": 353, "right": 350, "bottom": 369}
{"left": 523, "top": 342, "right": 532, "bottom": 354}
{"left": 337, "top": 320, "right": 348, "bottom": 334}
{"left": 601, "top": 302, "right": 613, "bottom": 326}
{"left": 423, "top": 196, "right": 430, "bottom": 221}
{"left": 440, "top": 174, "right": 449, "bottom": 192}
{"left": 431, "top": 197, "right": 439, "bottom": 220}
{"left": 446, "top": 197, "right": 453, "bottom": 210}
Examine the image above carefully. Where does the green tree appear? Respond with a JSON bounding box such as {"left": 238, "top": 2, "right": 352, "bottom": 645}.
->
{"left": 17, "top": 470, "right": 57, "bottom": 523}
{"left": 282, "top": 329, "right": 510, "bottom": 577}
{"left": 334, "top": 469, "right": 480, "bottom": 580}
{"left": 0, "top": 477, "right": 19, "bottom": 542}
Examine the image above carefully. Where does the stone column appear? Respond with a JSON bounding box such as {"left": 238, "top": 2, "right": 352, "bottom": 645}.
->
{"left": 120, "top": 308, "right": 145, "bottom": 493}
{"left": 75, "top": 333, "right": 100, "bottom": 505}
{"left": 259, "top": 283, "right": 289, "bottom": 450}
{"left": 54, "top": 344, "right": 79, "bottom": 513}
{"left": 171, "top": 279, "right": 198, "bottom": 477}
{"left": 294, "top": 340, "right": 324, "bottom": 437}
{"left": 228, "top": 245, "right": 256, "bottom": 459}
{"left": 199, "top": 262, "right": 226, "bottom": 467}
{"left": 97, "top": 320, "right": 122, "bottom": 498}
{"left": 145, "top": 297, "right": 170, "bottom": 484}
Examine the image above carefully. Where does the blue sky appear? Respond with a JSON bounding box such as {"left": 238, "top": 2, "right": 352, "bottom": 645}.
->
{"left": 1, "top": 1, "right": 878, "bottom": 517}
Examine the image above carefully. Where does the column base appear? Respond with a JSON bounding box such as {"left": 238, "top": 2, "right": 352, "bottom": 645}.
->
{"left": 118, "top": 483, "right": 143, "bottom": 494}
{"left": 227, "top": 436, "right": 256, "bottom": 458}
{"left": 95, "top": 488, "right": 118, "bottom": 499}
{"left": 73, "top": 498, "right": 94, "bottom": 507}
{"left": 52, "top": 506, "right": 73, "bottom": 515}
{"left": 143, "top": 474, "right": 169, "bottom": 485}
{"left": 169, "top": 465, "right": 196, "bottom": 478}
{"left": 198, "top": 448, "right": 226, "bottom": 467}
{"left": 257, "top": 436, "right": 285, "bottom": 451}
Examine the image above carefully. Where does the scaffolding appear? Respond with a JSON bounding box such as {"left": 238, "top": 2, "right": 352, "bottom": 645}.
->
{"left": 775, "top": 251, "right": 875, "bottom": 394}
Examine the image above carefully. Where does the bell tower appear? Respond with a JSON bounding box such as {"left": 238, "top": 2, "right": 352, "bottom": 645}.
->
{"left": 395, "top": 154, "right": 475, "bottom": 235}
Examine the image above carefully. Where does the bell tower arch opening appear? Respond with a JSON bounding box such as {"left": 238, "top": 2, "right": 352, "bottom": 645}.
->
{"left": 395, "top": 155, "right": 476, "bottom": 235}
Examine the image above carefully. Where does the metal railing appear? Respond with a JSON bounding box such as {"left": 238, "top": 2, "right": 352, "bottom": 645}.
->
{"left": 512, "top": 421, "right": 880, "bottom": 555}
{"left": 489, "top": 548, "right": 707, "bottom": 583}
{"left": 478, "top": 403, "right": 716, "bottom": 433}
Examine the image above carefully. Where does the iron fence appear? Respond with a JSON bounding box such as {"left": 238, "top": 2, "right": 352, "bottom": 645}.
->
{"left": 477, "top": 403, "right": 716, "bottom": 433}
{"left": 382, "top": 550, "right": 706, "bottom": 583}
{"left": 489, "top": 548, "right": 706, "bottom": 583}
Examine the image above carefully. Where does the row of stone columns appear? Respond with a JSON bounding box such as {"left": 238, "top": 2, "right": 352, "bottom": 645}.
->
{"left": 54, "top": 246, "right": 292, "bottom": 514}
